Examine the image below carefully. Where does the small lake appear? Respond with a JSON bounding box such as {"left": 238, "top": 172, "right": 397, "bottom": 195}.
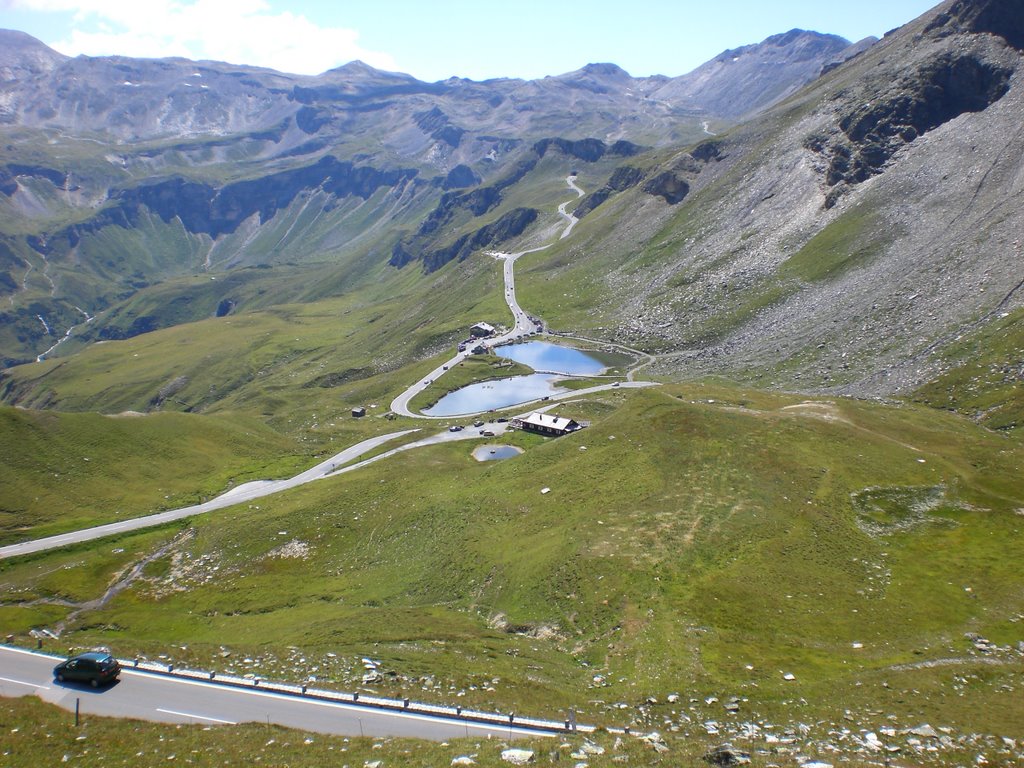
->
{"left": 495, "top": 341, "right": 606, "bottom": 375}
{"left": 422, "top": 374, "right": 566, "bottom": 416}
{"left": 472, "top": 444, "right": 523, "bottom": 461}
{"left": 421, "top": 342, "right": 605, "bottom": 417}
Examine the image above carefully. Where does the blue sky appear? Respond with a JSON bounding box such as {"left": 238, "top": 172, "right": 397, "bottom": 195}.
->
{"left": 0, "top": 0, "right": 942, "bottom": 81}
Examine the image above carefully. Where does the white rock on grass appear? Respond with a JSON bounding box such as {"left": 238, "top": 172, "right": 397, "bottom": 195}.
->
{"left": 451, "top": 757, "right": 476, "bottom": 766}
{"left": 501, "top": 748, "right": 534, "bottom": 764}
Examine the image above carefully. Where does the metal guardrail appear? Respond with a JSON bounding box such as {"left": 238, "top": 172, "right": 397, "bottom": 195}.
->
{"left": 122, "top": 657, "right": 592, "bottom": 735}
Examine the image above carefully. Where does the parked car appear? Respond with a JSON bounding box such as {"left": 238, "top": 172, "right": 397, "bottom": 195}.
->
{"left": 496, "top": 417, "right": 509, "bottom": 423}
{"left": 473, "top": 420, "right": 484, "bottom": 427}
{"left": 481, "top": 429, "right": 495, "bottom": 437}
{"left": 448, "top": 425, "right": 463, "bottom": 432}
{"left": 54, "top": 652, "right": 120, "bottom": 687}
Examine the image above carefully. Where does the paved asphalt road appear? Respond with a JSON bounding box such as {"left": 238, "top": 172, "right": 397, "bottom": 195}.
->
{"left": 1, "top": 174, "right": 649, "bottom": 738}
{"left": 0, "top": 646, "right": 566, "bottom": 740}
{"left": 0, "top": 430, "right": 419, "bottom": 560}
{"left": 2, "top": 171, "right": 657, "bottom": 560}
{"left": 390, "top": 176, "right": 584, "bottom": 419}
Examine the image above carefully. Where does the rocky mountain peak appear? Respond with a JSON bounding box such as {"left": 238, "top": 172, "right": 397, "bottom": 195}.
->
{"left": 760, "top": 28, "right": 852, "bottom": 59}
{"left": 578, "top": 62, "right": 632, "bottom": 78}
{"left": 0, "top": 29, "right": 67, "bottom": 79}
{"left": 650, "top": 29, "right": 855, "bottom": 118}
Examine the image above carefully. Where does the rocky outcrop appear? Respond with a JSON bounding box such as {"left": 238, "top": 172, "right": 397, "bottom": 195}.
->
{"left": 641, "top": 140, "right": 724, "bottom": 205}
{"left": 573, "top": 166, "right": 646, "bottom": 218}
{"left": 403, "top": 156, "right": 538, "bottom": 248}
{"left": 442, "top": 164, "right": 481, "bottom": 190}
{"left": 808, "top": 44, "right": 1015, "bottom": 207}
{"left": 295, "top": 106, "right": 331, "bottom": 134}
{"left": 0, "top": 164, "right": 68, "bottom": 194}
{"left": 393, "top": 207, "right": 538, "bottom": 272}
{"left": 534, "top": 137, "right": 607, "bottom": 162}
{"left": 643, "top": 172, "right": 690, "bottom": 204}
{"left": 0, "top": 170, "right": 17, "bottom": 197}
{"left": 34, "top": 156, "right": 419, "bottom": 247}
{"left": 925, "top": 0, "right": 1024, "bottom": 50}
{"left": 414, "top": 106, "right": 465, "bottom": 148}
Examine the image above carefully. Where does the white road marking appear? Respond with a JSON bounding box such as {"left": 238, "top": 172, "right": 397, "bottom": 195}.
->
{"left": 0, "top": 675, "right": 49, "bottom": 689}
{"left": 125, "top": 670, "right": 557, "bottom": 736}
{"left": 156, "top": 708, "right": 237, "bottom": 725}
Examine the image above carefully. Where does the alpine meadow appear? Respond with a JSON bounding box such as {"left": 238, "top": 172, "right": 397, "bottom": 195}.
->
{"left": 0, "top": 1, "right": 1022, "bottom": 766}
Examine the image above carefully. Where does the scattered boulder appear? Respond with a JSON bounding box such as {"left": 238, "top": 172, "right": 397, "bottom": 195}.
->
{"left": 703, "top": 744, "right": 751, "bottom": 766}
{"left": 641, "top": 732, "right": 669, "bottom": 754}
{"left": 501, "top": 748, "right": 535, "bottom": 764}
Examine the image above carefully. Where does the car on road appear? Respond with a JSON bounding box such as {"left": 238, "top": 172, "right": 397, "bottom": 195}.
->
{"left": 448, "top": 425, "right": 463, "bottom": 432}
{"left": 54, "top": 652, "right": 120, "bottom": 687}
{"left": 481, "top": 429, "right": 495, "bottom": 437}
{"left": 473, "top": 420, "right": 484, "bottom": 427}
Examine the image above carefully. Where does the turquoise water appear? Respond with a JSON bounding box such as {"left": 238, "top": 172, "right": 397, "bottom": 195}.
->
{"left": 495, "top": 341, "right": 605, "bottom": 375}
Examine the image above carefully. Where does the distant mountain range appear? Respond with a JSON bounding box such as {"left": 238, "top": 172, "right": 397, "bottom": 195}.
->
{"left": 1, "top": 0, "right": 1022, "bottom": 420}
{"left": 0, "top": 25, "right": 863, "bottom": 366}
{"left": 0, "top": 27, "right": 859, "bottom": 150}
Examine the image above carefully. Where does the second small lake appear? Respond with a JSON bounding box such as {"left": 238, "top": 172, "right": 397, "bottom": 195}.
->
{"left": 472, "top": 444, "right": 523, "bottom": 461}
{"left": 495, "top": 341, "right": 606, "bottom": 375}
{"left": 421, "top": 341, "right": 606, "bottom": 417}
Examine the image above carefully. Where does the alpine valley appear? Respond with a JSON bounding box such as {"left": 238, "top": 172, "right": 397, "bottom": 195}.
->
{"left": 0, "top": 1, "right": 1022, "bottom": 766}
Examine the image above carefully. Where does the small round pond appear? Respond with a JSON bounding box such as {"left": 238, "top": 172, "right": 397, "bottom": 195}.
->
{"left": 472, "top": 444, "right": 523, "bottom": 461}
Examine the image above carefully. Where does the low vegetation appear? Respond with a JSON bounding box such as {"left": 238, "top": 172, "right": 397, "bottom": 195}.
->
{"left": 3, "top": 383, "right": 1021, "bottom": 751}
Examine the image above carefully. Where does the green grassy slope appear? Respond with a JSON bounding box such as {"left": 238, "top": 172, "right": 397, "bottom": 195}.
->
{"left": 0, "top": 408, "right": 300, "bottom": 545}
{"left": 3, "top": 384, "right": 1021, "bottom": 739}
{"left": 913, "top": 307, "right": 1024, "bottom": 432}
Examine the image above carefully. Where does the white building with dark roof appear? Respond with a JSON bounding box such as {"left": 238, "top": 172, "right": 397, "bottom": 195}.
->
{"left": 512, "top": 412, "right": 581, "bottom": 437}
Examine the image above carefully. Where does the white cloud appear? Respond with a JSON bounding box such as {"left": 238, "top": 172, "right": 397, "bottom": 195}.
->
{"left": 7, "top": 0, "right": 398, "bottom": 75}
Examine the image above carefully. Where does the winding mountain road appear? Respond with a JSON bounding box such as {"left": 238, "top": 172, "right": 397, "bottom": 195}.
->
{"left": 0, "top": 430, "right": 420, "bottom": 560}
{"left": 3, "top": 173, "right": 657, "bottom": 563}
{"left": 0, "top": 172, "right": 650, "bottom": 740}
{"left": 391, "top": 175, "right": 596, "bottom": 418}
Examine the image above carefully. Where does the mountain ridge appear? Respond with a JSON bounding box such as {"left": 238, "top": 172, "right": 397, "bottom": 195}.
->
{"left": 0, "top": 25, "right": 862, "bottom": 365}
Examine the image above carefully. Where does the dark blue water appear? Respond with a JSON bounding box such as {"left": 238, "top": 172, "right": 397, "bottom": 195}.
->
{"left": 422, "top": 374, "right": 565, "bottom": 416}
{"left": 495, "top": 341, "right": 605, "bottom": 375}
